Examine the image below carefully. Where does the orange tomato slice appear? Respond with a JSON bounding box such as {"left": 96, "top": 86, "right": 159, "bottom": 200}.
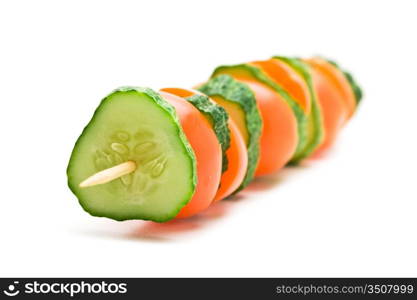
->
{"left": 233, "top": 76, "right": 298, "bottom": 176}
{"left": 214, "top": 119, "right": 248, "bottom": 201}
{"left": 305, "top": 57, "right": 356, "bottom": 121}
{"left": 251, "top": 59, "right": 311, "bottom": 114}
{"left": 160, "top": 87, "right": 196, "bottom": 98}
{"left": 159, "top": 91, "right": 222, "bottom": 218}
{"left": 161, "top": 87, "right": 248, "bottom": 201}
{"left": 212, "top": 67, "right": 299, "bottom": 175}
{"left": 304, "top": 59, "right": 350, "bottom": 154}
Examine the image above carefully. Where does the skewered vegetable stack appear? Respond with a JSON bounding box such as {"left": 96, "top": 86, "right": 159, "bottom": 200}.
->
{"left": 67, "top": 56, "right": 362, "bottom": 222}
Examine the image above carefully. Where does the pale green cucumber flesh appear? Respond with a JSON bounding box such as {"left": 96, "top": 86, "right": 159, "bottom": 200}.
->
{"left": 67, "top": 87, "right": 197, "bottom": 222}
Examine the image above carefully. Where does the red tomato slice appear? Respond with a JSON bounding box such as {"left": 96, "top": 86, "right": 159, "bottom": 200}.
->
{"left": 304, "top": 58, "right": 351, "bottom": 154}
{"left": 214, "top": 119, "right": 248, "bottom": 201}
{"left": 212, "top": 69, "right": 299, "bottom": 176}
{"left": 306, "top": 57, "right": 356, "bottom": 121}
{"left": 251, "top": 59, "right": 311, "bottom": 114}
{"left": 161, "top": 88, "right": 248, "bottom": 201}
{"left": 238, "top": 78, "right": 298, "bottom": 176}
{"left": 159, "top": 91, "right": 222, "bottom": 218}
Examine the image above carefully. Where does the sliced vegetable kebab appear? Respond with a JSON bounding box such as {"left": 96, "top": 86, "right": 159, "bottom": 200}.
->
{"left": 67, "top": 56, "right": 362, "bottom": 222}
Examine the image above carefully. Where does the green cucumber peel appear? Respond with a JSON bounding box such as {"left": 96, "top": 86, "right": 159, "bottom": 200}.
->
{"left": 185, "top": 94, "right": 230, "bottom": 173}
{"left": 198, "top": 75, "right": 261, "bottom": 192}
{"left": 273, "top": 56, "right": 324, "bottom": 163}
{"left": 325, "top": 58, "right": 363, "bottom": 105}
{"left": 212, "top": 64, "right": 309, "bottom": 162}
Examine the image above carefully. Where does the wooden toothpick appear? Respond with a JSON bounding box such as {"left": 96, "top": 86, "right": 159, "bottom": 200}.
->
{"left": 79, "top": 161, "right": 137, "bottom": 188}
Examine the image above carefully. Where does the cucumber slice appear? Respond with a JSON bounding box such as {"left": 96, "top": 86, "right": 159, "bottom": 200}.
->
{"left": 67, "top": 87, "right": 197, "bottom": 222}
{"left": 198, "top": 75, "right": 262, "bottom": 191}
{"left": 325, "top": 58, "right": 363, "bottom": 105}
{"left": 185, "top": 94, "right": 230, "bottom": 173}
{"left": 211, "top": 64, "right": 309, "bottom": 164}
{"left": 273, "top": 56, "right": 324, "bottom": 162}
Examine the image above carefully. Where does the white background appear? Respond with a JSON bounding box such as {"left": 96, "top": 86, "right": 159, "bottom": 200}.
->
{"left": 1, "top": 0, "right": 416, "bottom": 277}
